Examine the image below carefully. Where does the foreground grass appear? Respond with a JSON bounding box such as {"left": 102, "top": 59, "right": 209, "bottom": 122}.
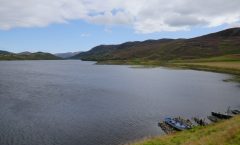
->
{"left": 129, "top": 116, "right": 240, "bottom": 145}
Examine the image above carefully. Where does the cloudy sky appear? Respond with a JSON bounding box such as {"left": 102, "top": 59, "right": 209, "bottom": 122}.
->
{"left": 0, "top": 0, "right": 239, "bottom": 53}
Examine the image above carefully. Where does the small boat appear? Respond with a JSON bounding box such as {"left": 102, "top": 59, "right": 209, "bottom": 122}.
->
{"left": 193, "top": 117, "right": 208, "bottom": 126}
{"left": 164, "top": 118, "right": 191, "bottom": 131}
{"left": 175, "top": 117, "right": 194, "bottom": 128}
{"left": 211, "top": 112, "right": 233, "bottom": 119}
{"left": 231, "top": 109, "right": 240, "bottom": 115}
{"left": 226, "top": 107, "right": 240, "bottom": 115}
{"left": 158, "top": 122, "right": 176, "bottom": 134}
{"left": 207, "top": 116, "right": 221, "bottom": 123}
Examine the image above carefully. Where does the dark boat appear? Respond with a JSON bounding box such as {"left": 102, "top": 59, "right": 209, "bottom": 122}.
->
{"left": 175, "top": 117, "right": 194, "bottom": 128}
{"left": 158, "top": 122, "right": 176, "bottom": 134}
{"left": 164, "top": 118, "right": 191, "bottom": 131}
{"left": 231, "top": 109, "right": 240, "bottom": 115}
{"left": 193, "top": 117, "right": 208, "bottom": 126}
{"left": 207, "top": 116, "right": 221, "bottom": 123}
{"left": 226, "top": 107, "right": 240, "bottom": 115}
{"left": 211, "top": 112, "right": 232, "bottom": 119}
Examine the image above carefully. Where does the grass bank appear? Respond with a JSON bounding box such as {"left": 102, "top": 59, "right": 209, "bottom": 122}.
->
{"left": 168, "top": 55, "right": 240, "bottom": 82}
{"left": 97, "top": 55, "right": 240, "bottom": 81}
{"left": 128, "top": 116, "right": 240, "bottom": 145}
{"left": 168, "top": 62, "right": 240, "bottom": 82}
{"left": 168, "top": 55, "right": 240, "bottom": 76}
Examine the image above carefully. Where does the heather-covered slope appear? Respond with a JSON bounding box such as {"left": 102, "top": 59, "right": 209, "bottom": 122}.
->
{"left": 71, "top": 28, "right": 240, "bottom": 61}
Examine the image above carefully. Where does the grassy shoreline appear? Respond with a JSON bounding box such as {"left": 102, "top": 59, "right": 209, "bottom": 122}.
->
{"left": 96, "top": 57, "right": 240, "bottom": 82}
{"left": 167, "top": 62, "right": 240, "bottom": 82}
{"left": 128, "top": 116, "right": 240, "bottom": 145}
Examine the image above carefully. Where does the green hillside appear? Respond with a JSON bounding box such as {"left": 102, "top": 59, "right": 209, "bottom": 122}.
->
{"left": 0, "top": 51, "right": 62, "bottom": 60}
{"left": 0, "top": 50, "right": 12, "bottom": 55}
{"left": 71, "top": 28, "right": 240, "bottom": 62}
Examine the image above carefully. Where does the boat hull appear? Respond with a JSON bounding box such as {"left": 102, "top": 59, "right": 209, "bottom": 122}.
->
{"left": 211, "top": 112, "right": 232, "bottom": 119}
{"left": 164, "top": 118, "right": 189, "bottom": 131}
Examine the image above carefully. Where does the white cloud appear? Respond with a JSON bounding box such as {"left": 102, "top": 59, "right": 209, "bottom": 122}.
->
{"left": 0, "top": 0, "right": 240, "bottom": 33}
{"left": 229, "top": 22, "right": 240, "bottom": 28}
{"left": 87, "top": 11, "right": 133, "bottom": 26}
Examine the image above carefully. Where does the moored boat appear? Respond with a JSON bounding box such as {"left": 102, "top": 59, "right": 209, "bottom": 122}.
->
{"left": 211, "top": 112, "right": 233, "bottom": 119}
{"left": 158, "top": 122, "right": 176, "bottom": 134}
{"left": 207, "top": 115, "right": 221, "bottom": 123}
{"left": 164, "top": 118, "right": 191, "bottom": 131}
{"left": 193, "top": 117, "right": 208, "bottom": 126}
{"left": 231, "top": 109, "right": 240, "bottom": 115}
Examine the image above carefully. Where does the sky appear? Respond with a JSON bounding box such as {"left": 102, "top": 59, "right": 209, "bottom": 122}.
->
{"left": 0, "top": 0, "right": 240, "bottom": 53}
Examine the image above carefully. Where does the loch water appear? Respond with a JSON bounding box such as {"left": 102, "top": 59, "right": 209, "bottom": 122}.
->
{"left": 0, "top": 60, "right": 239, "bottom": 145}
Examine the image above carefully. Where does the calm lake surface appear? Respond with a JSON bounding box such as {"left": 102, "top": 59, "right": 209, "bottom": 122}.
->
{"left": 0, "top": 60, "right": 239, "bottom": 145}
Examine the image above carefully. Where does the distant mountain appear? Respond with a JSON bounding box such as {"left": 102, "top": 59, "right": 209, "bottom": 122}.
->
{"left": 0, "top": 50, "right": 12, "bottom": 55}
{"left": 18, "top": 51, "right": 32, "bottom": 55}
{"left": 71, "top": 28, "right": 240, "bottom": 61}
{"left": 55, "top": 52, "right": 81, "bottom": 58}
{"left": 70, "top": 39, "right": 174, "bottom": 60}
{"left": 20, "top": 52, "right": 62, "bottom": 60}
{"left": 0, "top": 51, "right": 62, "bottom": 60}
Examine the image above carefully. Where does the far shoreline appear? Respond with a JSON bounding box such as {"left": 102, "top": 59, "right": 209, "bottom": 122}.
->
{"left": 94, "top": 59, "right": 240, "bottom": 82}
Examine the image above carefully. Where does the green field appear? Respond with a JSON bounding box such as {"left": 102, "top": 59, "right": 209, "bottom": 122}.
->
{"left": 129, "top": 116, "right": 240, "bottom": 145}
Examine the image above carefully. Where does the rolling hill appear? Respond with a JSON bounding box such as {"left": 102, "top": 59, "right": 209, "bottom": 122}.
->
{"left": 71, "top": 28, "right": 240, "bottom": 62}
{"left": 0, "top": 50, "right": 12, "bottom": 55}
{"left": 0, "top": 51, "right": 62, "bottom": 60}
